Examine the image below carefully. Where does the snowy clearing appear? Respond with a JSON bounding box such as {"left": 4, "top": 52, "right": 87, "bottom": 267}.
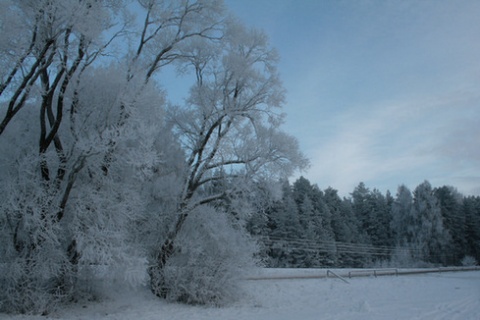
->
{"left": 2, "top": 269, "right": 480, "bottom": 320}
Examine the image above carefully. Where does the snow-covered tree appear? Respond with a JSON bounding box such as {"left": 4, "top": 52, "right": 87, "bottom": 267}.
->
{"left": 0, "top": 0, "right": 262, "bottom": 313}
{"left": 391, "top": 185, "right": 415, "bottom": 246}
{"left": 350, "top": 183, "right": 392, "bottom": 252}
{"left": 144, "top": 17, "right": 307, "bottom": 298}
{"left": 369, "top": 189, "right": 393, "bottom": 253}
{"left": 434, "top": 186, "right": 467, "bottom": 265}
{"left": 412, "top": 181, "right": 452, "bottom": 265}
{"left": 389, "top": 185, "right": 417, "bottom": 266}
{"left": 0, "top": 1, "right": 134, "bottom": 313}
{"left": 462, "top": 196, "right": 480, "bottom": 262}
{"left": 292, "top": 177, "right": 336, "bottom": 267}
{"left": 322, "top": 188, "right": 360, "bottom": 266}
{"left": 266, "top": 180, "right": 304, "bottom": 267}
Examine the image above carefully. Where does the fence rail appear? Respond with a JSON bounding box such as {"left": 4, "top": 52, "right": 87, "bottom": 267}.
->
{"left": 245, "top": 266, "right": 480, "bottom": 281}
{"left": 348, "top": 268, "right": 398, "bottom": 278}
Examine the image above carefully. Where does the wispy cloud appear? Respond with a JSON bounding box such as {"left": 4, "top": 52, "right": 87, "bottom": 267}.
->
{"left": 227, "top": 0, "right": 480, "bottom": 196}
{"left": 306, "top": 90, "right": 480, "bottom": 196}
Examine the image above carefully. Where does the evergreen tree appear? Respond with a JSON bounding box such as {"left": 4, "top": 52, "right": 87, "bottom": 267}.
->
{"left": 384, "top": 189, "right": 395, "bottom": 246}
{"left": 463, "top": 196, "right": 480, "bottom": 262}
{"left": 369, "top": 189, "right": 393, "bottom": 259}
{"left": 351, "top": 183, "right": 392, "bottom": 263}
{"left": 266, "top": 180, "right": 303, "bottom": 267}
{"left": 412, "top": 181, "right": 452, "bottom": 265}
{"left": 292, "top": 178, "right": 337, "bottom": 267}
{"left": 390, "top": 185, "right": 417, "bottom": 265}
{"left": 298, "top": 195, "right": 321, "bottom": 267}
{"left": 311, "top": 186, "right": 337, "bottom": 266}
{"left": 434, "top": 186, "right": 467, "bottom": 265}
{"left": 324, "top": 188, "right": 365, "bottom": 267}
{"left": 293, "top": 176, "right": 314, "bottom": 231}
{"left": 247, "top": 180, "right": 281, "bottom": 236}
{"left": 351, "top": 182, "right": 372, "bottom": 235}
{"left": 391, "top": 185, "right": 416, "bottom": 247}
{"left": 292, "top": 177, "right": 319, "bottom": 267}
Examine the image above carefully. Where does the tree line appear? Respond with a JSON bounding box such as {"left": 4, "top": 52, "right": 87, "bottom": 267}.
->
{"left": 247, "top": 177, "right": 480, "bottom": 269}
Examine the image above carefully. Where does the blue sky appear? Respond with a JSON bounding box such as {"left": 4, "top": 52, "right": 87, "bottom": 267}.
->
{"left": 161, "top": 0, "right": 480, "bottom": 197}
{"left": 220, "top": 0, "right": 480, "bottom": 197}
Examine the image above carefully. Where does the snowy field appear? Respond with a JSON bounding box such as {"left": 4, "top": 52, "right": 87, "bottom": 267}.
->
{"left": 3, "top": 269, "right": 480, "bottom": 320}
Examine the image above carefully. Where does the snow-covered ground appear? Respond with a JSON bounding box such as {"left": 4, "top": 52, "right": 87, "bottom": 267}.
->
{"left": 3, "top": 269, "right": 480, "bottom": 320}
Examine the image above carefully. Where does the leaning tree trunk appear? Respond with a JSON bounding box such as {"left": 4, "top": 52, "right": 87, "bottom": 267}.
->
{"left": 148, "top": 211, "right": 189, "bottom": 298}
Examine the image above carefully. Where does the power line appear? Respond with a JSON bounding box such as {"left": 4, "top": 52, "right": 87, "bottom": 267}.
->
{"left": 256, "top": 235, "right": 459, "bottom": 259}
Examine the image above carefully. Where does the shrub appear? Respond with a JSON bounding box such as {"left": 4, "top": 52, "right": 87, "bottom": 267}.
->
{"left": 159, "top": 206, "right": 258, "bottom": 305}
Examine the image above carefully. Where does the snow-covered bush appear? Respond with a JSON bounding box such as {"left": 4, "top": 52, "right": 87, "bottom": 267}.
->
{"left": 461, "top": 255, "right": 477, "bottom": 266}
{"left": 0, "top": 147, "right": 69, "bottom": 314}
{"left": 158, "top": 206, "right": 258, "bottom": 306}
{"left": 0, "top": 151, "right": 147, "bottom": 314}
{"left": 386, "top": 246, "right": 417, "bottom": 268}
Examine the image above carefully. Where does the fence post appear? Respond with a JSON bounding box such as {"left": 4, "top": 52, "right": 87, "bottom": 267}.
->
{"left": 327, "top": 270, "right": 350, "bottom": 284}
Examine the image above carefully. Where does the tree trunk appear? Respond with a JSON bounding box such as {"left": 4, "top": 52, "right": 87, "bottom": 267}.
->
{"left": 148, "top": 211, "right": 189, "bottom": 298}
